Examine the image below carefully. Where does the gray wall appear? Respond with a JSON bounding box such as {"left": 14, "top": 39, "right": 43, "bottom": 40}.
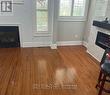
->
{"left": 57, "top": 21, "right": 85, "bottom": 41}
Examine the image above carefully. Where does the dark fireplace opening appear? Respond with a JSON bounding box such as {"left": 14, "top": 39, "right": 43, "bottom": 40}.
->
{"left": 96, "top": 31, "right": 110, "bottom": 49}
{"left": 0, "top": 26, "right": 20, "bottom": 48}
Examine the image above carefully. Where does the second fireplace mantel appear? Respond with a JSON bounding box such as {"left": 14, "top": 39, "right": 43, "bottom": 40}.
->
{"left": 93, "top": 20, "right": 110, "bottom": 30}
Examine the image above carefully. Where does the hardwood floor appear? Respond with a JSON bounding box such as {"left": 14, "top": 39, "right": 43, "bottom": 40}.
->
{"left": 0, "top": 46, "right": 106, "bottom": 95}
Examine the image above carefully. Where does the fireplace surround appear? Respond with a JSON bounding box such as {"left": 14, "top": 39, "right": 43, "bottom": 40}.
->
{"left": 0, "top": 26, "right": 20, "bottom": 48}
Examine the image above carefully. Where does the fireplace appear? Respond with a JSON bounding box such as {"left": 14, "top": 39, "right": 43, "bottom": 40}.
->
{"left": 96, "top": 31, "right": 110, "bottom": 49}
{"left": 0, "top": 26, "right": 20, "bottom": 48}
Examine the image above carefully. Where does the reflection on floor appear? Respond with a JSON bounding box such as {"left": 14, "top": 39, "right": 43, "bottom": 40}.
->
{"left": 55, "top": 67, "right": 76, "bottom": 86}
{"left": 0, "top": 46, "right": 102, "bottom": 95}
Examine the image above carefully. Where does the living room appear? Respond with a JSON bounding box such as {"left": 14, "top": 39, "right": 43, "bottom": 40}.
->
{"left": 0, "top": 0, "right": 110, "bottom": 95}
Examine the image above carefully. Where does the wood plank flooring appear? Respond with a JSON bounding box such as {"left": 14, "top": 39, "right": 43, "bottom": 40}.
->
{"left": 0, "top": 46, "right": 107, "bottom": 95}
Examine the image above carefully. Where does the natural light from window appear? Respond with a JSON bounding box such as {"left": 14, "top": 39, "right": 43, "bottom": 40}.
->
{"left": 59, "top": 0, "right": 86, "bottom": 17}
{"left": 36, "top": 0, "right": 48, "bottom": 32}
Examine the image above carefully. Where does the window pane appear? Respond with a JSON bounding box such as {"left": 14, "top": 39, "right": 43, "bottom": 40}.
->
{"left": 94, "top": 0, "right": 108, "bottom": 18}
{"left": 36, "top": 0, "right": 48, "bottom": 32}
{"left": 37, "top": 11, "right": 48, "bottom": 32}
{"left": 73, "top": 0, "right": 86, "bottom": 16}
{"left": 59, "top": 0, "right": 72, "bottom": 16}
{"left": 37, "top": 0, "right": 48, "bottom": 10}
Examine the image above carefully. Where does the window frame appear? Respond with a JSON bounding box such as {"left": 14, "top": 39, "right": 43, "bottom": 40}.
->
{"left": 58, "top": 0, "right": 89, "bottom": 21}
{"left": 33, "top": 0, "right": 54, "bottom": 36}
{"left": 36, "top": 0, "right": 49, "bottom": 33}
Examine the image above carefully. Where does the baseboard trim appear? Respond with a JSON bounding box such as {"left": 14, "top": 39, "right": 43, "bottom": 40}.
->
{"left": 23, "top": 42, "right": 51, "bottom": 47}
{"left": 23, "top": 41, "right": 84, "bottom": 48}
{"left": 57, "top": 41, "right": 82, "bottom": 46}
{"left": 87, "top": 50, "right": 100, "bottom": 62}
{"left": 82, "top": 41, "right": 88, "bottom": 48}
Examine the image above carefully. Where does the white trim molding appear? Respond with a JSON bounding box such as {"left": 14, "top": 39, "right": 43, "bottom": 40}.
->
{"left": 57, "top": 41, "right": 82, "bottom": 46}
{"left": 82, "top": 41, "right": 88, "bottom": 48}
{"left": 87, "top": 50, "right": 100, "bottom": 62}
{"left": 23, "top": 41, "right": 87, "bottom": 48}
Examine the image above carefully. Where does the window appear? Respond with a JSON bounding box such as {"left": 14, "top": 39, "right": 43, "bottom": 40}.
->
{"left": 59, "top": 0, "right": 72, "bottom": 16}
{"left": 94, "top": 0, "right": 108, "bottom": 18}
{"left": 59, "top": 0, "right": 88, "bottom": 21}
{"left": 36, "top": 0, "right": 48, "bottom": 32}
{"left": 1, "top": 1, "right": 12, "bottom": 12}
{"left": 73, "top": 0, "right": 86, "bottom": 16}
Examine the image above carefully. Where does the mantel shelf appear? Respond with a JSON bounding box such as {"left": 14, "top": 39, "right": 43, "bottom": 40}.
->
{"left": 93, "top": 20, "right": 110, "bottom": 30}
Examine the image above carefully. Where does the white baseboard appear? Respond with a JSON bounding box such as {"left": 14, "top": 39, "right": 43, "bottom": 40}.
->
{"left": 82, "top": 41, "right": 88, "bottom": 48}
{"left": 87, "top": 50, "right": 100, "bottom": 62}
{"left": 50, "top": 44, "right": 57, "bottom": 49}
{"left": 23, "top": 42, "right": 51, "bottom": 48}
{"left": 57, "top": 41, "right": 82, "bottom": 46}
{"left": 23, "top": 41, "right": 84, "bottom": 48}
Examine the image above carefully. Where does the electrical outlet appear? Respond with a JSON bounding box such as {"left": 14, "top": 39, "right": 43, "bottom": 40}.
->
{"left": 75, "top": 35, "right": 78, "bottom": 38}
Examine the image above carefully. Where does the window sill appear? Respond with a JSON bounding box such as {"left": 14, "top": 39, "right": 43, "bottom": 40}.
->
{"left": 58, "top": 17, "right": 87, "bottom": 22}
{"left": 34, "top": 32, "right": 52, "bottom": 37}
